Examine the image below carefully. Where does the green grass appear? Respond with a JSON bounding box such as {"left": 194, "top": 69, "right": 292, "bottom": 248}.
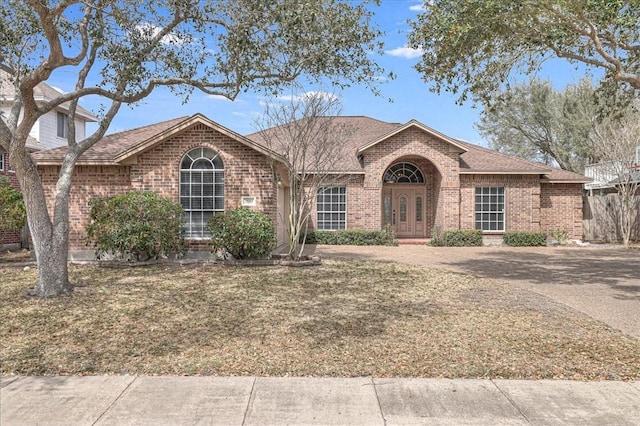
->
{"left": 1, "top": 259, "right": 639, "bottom": 380}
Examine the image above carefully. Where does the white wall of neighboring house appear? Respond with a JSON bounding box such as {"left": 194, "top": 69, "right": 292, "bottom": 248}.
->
{"left": 37, "top": 109, "right": 87, "bottom": 149}
{"left": 1, "top": 105, "right": 89, "bottom": 149}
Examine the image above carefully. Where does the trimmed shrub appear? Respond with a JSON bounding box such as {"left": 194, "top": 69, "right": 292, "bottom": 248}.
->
{"left": 207, "top": 208, "right": 276, "bottom": 259}
{"left": 85, "top": 190, "right": 185, "bottom": 260}
{"left": 305, "top": 227, "right": 397, "bottom": 246}
{"left": 0, "top": 177, "right": 26, "bottom": 231}
{"left": 429, "top": 229, "right": 483, "bottom": 246}
{"left": 442, "top": 229, "right": 483, "bottom": 247}
{"left": 503, "top": 231, "right": 548, "bottom": 247}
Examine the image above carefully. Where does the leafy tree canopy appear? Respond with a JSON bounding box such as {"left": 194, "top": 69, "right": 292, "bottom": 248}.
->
{"left": 476, "top": 79, "right": 599, "bottom": 173}
{"left": 408, "top": 0, "right": 640, "bottom": 105}
{"left": 0, "top": 0, "right": 386, "bottom": 297}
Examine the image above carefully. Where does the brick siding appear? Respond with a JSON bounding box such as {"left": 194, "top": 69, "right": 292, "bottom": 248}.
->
{"left": 540, "top": 183, "right": 584, "bottom": 239}
{"left": 460, "top": 174, "right": 542, "bottom": 233}
{"left": 38, "top": 124, "right": 277, "bottom": 253}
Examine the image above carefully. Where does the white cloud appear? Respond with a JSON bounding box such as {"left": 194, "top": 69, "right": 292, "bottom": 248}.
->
{"left": 135, "top": 23, "right": 188, "bottom": 45}
{"left": 409, "top": 4, "right": 425, "bottom": 12}
{"left": 385, "top": 46, "right": 424, "bottom": 59}
{"left": 207, "top": 94, "right": 231, "bottom": 102}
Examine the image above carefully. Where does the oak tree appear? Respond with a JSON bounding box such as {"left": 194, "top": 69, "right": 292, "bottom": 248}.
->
{"left": 0, "top": 0, "right": 385, "bottom": 296}
{"left": 476, "top": 79, "right": 599, "bottom": 173}
{"left": 409, "top": 0, "right": 640, "bottom": 105}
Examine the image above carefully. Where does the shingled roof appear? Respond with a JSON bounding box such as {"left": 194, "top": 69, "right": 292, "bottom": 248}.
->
{"left": 0, "top": 71, "right": 97, "bottom": 121}
{"left": 33, "top": 114, "right": 284, "bottom": 165}
{"left": 33, "top": 113, "right": 589, "bottom": 183}
{"left": 249, "top": 115, "right": 589, "bottom": 183}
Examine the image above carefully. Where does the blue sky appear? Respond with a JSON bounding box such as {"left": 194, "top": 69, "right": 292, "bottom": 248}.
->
{"left": 55, "top": 1, "right": 592, "bottom": 146}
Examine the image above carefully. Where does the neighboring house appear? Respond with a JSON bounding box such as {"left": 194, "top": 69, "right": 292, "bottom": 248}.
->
{"left": 0, "top": 72, "right": 98, "bottom": 248}
{"left": 32, "top": 114, "right": 589, "bottom": 259}
{"left": 584, "top": 146, "right": 640, "bottom": 193}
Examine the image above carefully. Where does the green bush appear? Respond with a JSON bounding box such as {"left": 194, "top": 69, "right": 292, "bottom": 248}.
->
{"left": 305, "top": 227, "right": 397, "bottom": 246}
{"left": 0, "top": 176, "right": 26, "bottom": 231}
{"left": 443, "top": 229, "right": 483, "bottom": 246}
{"left": 207, "top": 208, "right": 276, "bottom": 259}
{"left": 429, "top": 229, "right": 483, "bottom": 246}
{"left": 85, "top": 191, "right": 185, "bottom": 261}
{"left": 503, "top": 231, "right": 548, "bottom": 247}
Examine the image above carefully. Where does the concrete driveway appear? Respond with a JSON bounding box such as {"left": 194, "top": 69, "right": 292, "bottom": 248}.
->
{"left": 306, "top": 244, "right": 640, "bottom": 340}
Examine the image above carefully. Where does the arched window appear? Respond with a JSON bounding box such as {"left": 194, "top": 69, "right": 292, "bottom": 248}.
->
{"left": 180, "top": 147, "right": 224, "bottom": 238}
{"left": 383, "top": 162, "right": 424, "bottom": 183}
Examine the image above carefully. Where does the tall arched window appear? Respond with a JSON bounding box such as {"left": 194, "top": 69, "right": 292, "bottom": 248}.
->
{"left": 180, "top": 147, "right": 224, "bottom": 238}
{"left": 383, "top": 162, "right": 424, "bottom": 183}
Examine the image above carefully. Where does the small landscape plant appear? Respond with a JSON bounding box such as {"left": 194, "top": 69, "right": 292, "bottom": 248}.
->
{"left": 85, "top": 190, "right": 185, "bottom": 261}
{"left": 305, "top": 227, "right": 397, "bottom": 246}
{"left": 503, "top": 231, "right": 548, "bottom": 247}
{"left": 428, "top": 225, "right": 445, "bottom": 246}
{"left": 549, "top": 229, "right": 569, "bottom": 244}
{"left": 0, "top": 177, "right": 26, "bottom": 231}
{"left": 207, "top": 207, "right": 276, "bottom": 259}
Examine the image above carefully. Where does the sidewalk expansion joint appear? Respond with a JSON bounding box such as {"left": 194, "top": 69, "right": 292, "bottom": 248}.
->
{"left": 92, "top": 376, "right": 137, "bottom": 426}
{"left": 241, "top": 376, "right": 257, "bottom": 425}
{"left": 490, "top": 379, "right": 532, "bottom": 425}
{"left": 370, "top": 378, "right": 388, "bottom": 425}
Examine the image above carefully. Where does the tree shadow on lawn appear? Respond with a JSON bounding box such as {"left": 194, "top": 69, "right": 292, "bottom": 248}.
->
{"left": 442, "top": 248, "right": 640, "bottom": 299}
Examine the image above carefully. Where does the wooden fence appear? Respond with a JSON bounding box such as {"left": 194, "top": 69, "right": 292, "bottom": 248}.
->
{"left": 583, "top": 194, "right": 640, "bottom": 242}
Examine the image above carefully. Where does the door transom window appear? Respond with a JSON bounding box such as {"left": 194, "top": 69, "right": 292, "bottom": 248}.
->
{"left": 383, "top": 162, "right": 424, "bottom": 183}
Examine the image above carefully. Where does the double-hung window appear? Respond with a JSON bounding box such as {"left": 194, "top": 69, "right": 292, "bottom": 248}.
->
{"left": 475, "top": 186, "right": 505, "bottom": 231}
{"left": 317, "top": 186, "right": 346, "bottom": 230}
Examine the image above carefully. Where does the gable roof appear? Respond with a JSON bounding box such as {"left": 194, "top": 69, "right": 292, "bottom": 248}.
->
{"left": 0, "top": 71, "right": 97, "bottom": 121}
{"left": 248, "top": 115, "right": 589, "bottom": 183}
{"left": 248, "top": 116, "right": 400, "bottom": 172}
{"left": 33, "top": 114, "right": 285, "bottom": 166}
{"left": 356, "top": 119, "right": 468, "bottom": 155}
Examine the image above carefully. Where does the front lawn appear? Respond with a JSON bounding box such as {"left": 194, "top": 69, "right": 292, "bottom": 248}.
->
{"left": 1, "top": 259, "right": 639, "bottom": 379}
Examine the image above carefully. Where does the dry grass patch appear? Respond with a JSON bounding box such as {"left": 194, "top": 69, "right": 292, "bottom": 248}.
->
{"left": 1, "top": 259, "right": 639, "bottom": 379}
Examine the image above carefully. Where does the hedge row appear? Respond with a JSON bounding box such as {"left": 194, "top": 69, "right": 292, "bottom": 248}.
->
{"left": 502, "top": 231, "right": 548, "bottom": 247}
{"left": 430, "top": 229, "right": 483, "bottom": 247}
{"left": 305, "top": 228, "right": 397, "bottom": 246}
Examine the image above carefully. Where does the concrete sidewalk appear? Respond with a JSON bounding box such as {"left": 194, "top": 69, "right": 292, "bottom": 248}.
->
{"left": 2, "top": 376, "right": 639, "bottom": 425}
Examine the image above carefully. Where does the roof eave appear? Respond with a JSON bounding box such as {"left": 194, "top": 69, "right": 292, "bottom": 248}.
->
{"left": 460, "top": 169, "right": 551, "bottom": 175}
{"left": 114, "top": 114, "right": 286, "bottom": 165}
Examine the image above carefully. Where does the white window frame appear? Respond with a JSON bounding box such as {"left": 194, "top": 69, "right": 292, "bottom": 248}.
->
{"left": 179, "top": 147, "right": 224, "bottom": 239}
{"left": 474, "top": 186, "right": 505, "bottom": 232}
{"left": 56, "top": 111, "right": 68, "bottom": 139}
{"left": 317, "top": 186, "right": 347, "bottom": 230}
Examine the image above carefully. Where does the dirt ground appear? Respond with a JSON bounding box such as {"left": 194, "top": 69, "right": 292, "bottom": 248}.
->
{"left": 306, "top": 244, "right": 640, "bottom": 340}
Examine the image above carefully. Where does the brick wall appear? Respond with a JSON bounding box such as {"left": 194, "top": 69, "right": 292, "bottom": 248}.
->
{"left": 38, "top": 123, "right": 278, "bottom": 253}
{"left": 540, "top": 183, "right": 584, "bottom": 239}
{"left": 460, "top": 174, "right": 542, "bottom": 233}
{"left": 361, "top": 128, "right": 461, "bottom": 231}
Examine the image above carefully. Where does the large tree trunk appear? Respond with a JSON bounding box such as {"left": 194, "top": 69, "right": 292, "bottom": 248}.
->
{"left": 13, "top": 144, "right": 73, "bottom": 297}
